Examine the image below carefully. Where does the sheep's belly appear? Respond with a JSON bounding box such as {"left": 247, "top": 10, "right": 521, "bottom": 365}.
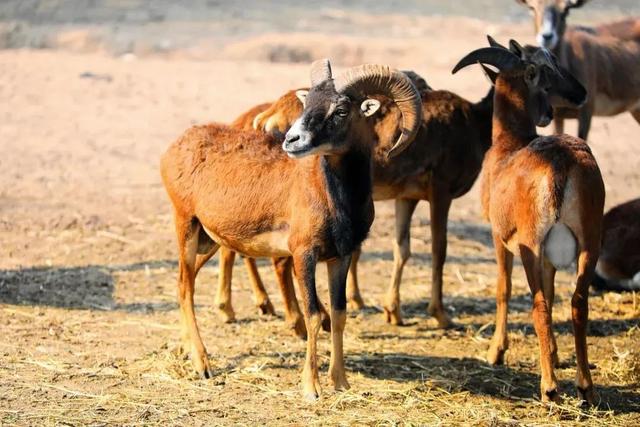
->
{"left": 594, "top": 93, "right": 640, "bottom": 116}
{"left": 202, "top": 225, "right": 291, "bottom": 258}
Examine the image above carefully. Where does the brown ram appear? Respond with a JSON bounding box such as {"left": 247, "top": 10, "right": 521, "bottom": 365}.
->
{"left": 211, "top": 70, "right": 493, "bottom": 330}
{"left": 594, "top": 198, "right": 640, "bottom": 291}
{"left": 160, "top": 59, "right": 421, "bottom": 399}
{"left": 516, "top": 0, "right": 640, "bottom": 139}
{"left": 453, "top": 37, "right": 604, "bottom": 404}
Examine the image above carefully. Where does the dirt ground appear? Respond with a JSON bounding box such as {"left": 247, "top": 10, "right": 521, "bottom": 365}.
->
{"left": 1, "top": 7, "right": 640, "bottom": 426}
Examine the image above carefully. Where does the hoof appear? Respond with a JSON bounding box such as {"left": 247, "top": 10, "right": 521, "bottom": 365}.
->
{"left": 577, "top": 385, "right": 595, "bottom": 407}
{"left": 330, "top": 372, "right": 351, "bottom": 392}
{"left": 427, "top": 305, "right": 453, "bottom": 329}
{"left": 302, "top": 377, "right": 322, "bottom": 401}
{"left": 257, "top": 299, "right": 276, "bottom": 316}
{"left": 383, "top": 305, "right": 404, "bottom": 326}
{"left": 542, "top": 388, "right": 563, "bottom": 404}
{"left": 290, "top": 316, "right": 307, "bottom": 340}
{"left": 199, "top": 368, "right": 213, "bottom": 380}
{"left": 304, "top": 391, "right": 320, "bottom": 402}
{"left": 216, "top": 303, "right": 236, "bottom": 323}
{"left": 192, "top": 353, "right": 213, "bottom": 380}
{"left": 486, "top": 345, "right": 506, "bottom": 366}
{"left": 321, "top": 312, "right": 331, "bottom": 333}
{"left": 347, "top": 293, "right": 365, "bottom": 311}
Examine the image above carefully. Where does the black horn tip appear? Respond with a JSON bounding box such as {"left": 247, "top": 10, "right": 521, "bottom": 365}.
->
{"left": 310, "top": 58, "right": 333, "bottom": 85}
{"left": 452, "top": 47, "right": 521, "bottom": 75}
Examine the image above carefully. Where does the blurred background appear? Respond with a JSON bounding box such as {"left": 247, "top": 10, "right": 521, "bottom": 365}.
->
{"left": 1, "top": 0, "right": 639, "bottom": 268}
{"left": 2, "top": 0, "right": 639, "bottom": 63}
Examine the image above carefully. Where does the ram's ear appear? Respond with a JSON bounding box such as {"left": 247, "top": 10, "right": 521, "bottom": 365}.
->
{"left": 480, "top": 63, "right": 498, "bottom": 85}
{"left": 295, "top": 89, "right": 308, "bottom": 107}
{"left": 508, "top": 39, "right": 525, "bottom": 59}
{"left": 360, "top": 99, "right": 381, "bottom": 117}
{"left": 524, "top": 64, "right": 541, "bottom": 87}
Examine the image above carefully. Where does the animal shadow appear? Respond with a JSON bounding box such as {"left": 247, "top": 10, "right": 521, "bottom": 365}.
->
{"left": 0, "top": 260, "right": 182, "bottom": 312}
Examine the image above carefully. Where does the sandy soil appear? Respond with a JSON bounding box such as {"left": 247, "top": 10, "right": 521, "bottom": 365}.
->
{"left": 1, "top": 10, "right": 640, "bottom": 426}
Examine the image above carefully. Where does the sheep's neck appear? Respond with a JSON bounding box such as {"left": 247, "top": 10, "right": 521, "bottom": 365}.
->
{"left": 320, "top": 144, "right": 373, "bottom": 258}
{"left": 491, "top": 75, "right": 538, "bottom": 154}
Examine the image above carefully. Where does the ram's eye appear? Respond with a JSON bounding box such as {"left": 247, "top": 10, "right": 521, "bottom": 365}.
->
{"left": 336, "top": 109, "right": 349, "bottom": 117}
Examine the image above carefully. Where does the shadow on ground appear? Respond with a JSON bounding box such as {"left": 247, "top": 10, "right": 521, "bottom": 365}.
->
{"left": 0, "top": 260, "right": 185, "bottom": 311}
{"left": 348, "top": 352, "right": 640, "bottom": 414}
{"left": 243, "top": 348, "right": 640, "bottom": 414}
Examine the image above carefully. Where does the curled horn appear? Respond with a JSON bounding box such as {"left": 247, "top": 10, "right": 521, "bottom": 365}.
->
{"left": 310, "top": 58, "right": 332, "bottom": 86}
{"left": 452, "top": 47, "right": 521, "bottom": 74}
{"left": 334, "top": 64, "right": 422, "bottom": 158}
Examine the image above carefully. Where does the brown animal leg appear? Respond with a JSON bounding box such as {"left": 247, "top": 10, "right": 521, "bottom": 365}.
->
{"left": 487, "top": 238, "right": 513, "bottom": 365}
{"left": 327, "top": 255, "right": 352, "bottom": 392}
{"left": 243, "top": 257, "right": 276, "bottom": 315}
{"left": 573, "top": 249, "right": 597, "bottom": 406}
{"left": 272, "top": 257, "right": 306, "bottom": 339}
{"left": 215, "top": 247, "right": 236, "bottom": 323}
{"left": 427, "top": 184, "right": 453, "bottom": 328}
{"left": 383, "top": 198, "right": 418, "bottom": 325}
{"left": 175, "top": 214, "right": 217, "bottom": 378}
{"left": 577, "top": 105, "right": 593, "bottom": 141}
{"left": 553, "top": 116, "right": 565, "bottom": 135}
{"left": 520, "top": 244, "right": 561, "bottom": 403}
{"left": 194, "top": 248, "right": 216, "bottom": 276}
{"left": 292, "top": 273, "right": 332, "bottom": 333}
{"left": 631, "top": 109, "right": 640, "bottom": 125}
{"left": 542, "top": 258, "right": 559, "bottom": 367}
{"left": 346, "top": 247, "right": 365, "bottom": 310}
{"left": 293, "top": 251, "right": 323, "bottom": 400}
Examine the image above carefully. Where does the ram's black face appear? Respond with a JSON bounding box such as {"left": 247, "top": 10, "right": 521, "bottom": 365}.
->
{"left": 524, "top": 65, "right": 555, "bottom": 127}
{"left": 519, "top": 44, "right": 587, "bottom": 110}
{"left": 283, "top": 80, "right": 354, "bottom": 159}
{"left": 547, "top": 64, "right": 587, "bottom": 107}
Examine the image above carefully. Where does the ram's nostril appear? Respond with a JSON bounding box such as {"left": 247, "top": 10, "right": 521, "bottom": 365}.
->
{"left": 285, "top": 134, "right": 300, "bottom": 144}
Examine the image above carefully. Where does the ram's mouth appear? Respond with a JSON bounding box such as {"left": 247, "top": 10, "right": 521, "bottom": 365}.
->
{"left": 537, "top": 115, "right": 552, "bottom": 128}
{"left": 282, "top": 143, "right": 318, "bottom": 159}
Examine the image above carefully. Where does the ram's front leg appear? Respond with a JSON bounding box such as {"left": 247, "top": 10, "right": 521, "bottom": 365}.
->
{"left": 293, "top": 251, "right": 323, "bottom": 400}
{"left": 327, "top": 255, "right": 352, "bottom": 391}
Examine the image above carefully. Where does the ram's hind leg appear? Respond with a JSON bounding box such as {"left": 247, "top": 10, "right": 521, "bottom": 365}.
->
{"left": 520, "top": 244, "right": 561, "bottom": 403}
{"left": 428, "top": 184, "right": 453, "bottom": 329}
{"left": 175, "top": 214, "right": 218, "bottom": 378}
{"left": 383, "top": 198, "right": 418, "bottom": 325}
{"left": 244, "top": 257, "right": 276, "bottom": 315}
{"left": 272, "top": 257, "right": 306, "bottom": 339}
{"left": 346, "top": 247, "right": 365, "bottom": 310}
{"left": 487, "top": 237, "right": 513, "bottom": 365}
{"left": 573, "top": 248, "right": 598, "bottom": 406}
{"left": 215, "top": 247, "right": 236, "bottom": 323}
{"left": 541, "top": 258, "right": 559, "bottom": 367}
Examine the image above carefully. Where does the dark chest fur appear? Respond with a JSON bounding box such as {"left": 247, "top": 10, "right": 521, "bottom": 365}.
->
{"left": 319, "top": 151, "right": 374, "bottom": 259}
